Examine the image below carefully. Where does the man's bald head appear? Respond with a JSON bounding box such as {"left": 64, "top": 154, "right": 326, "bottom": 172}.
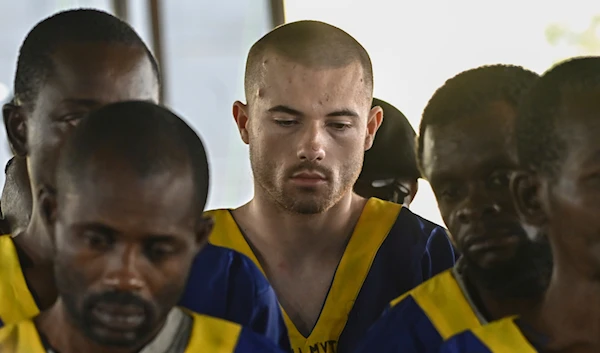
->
{"left": 244, "top": 20, "right": 373, "bottom": 103}
{"left": 56, "top": 101, "right": 210, "bottom": 214}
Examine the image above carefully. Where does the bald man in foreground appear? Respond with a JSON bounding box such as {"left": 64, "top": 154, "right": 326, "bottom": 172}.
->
{"left": 0, "top": 101, "right": 285, "bottom": 353}
{"left": 206, "top": 21, "right": 456, "bottom": 353}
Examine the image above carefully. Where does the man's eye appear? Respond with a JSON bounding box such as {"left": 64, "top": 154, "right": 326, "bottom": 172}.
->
{"left": 275, "top": 120, "right": 297, "bottom": 127}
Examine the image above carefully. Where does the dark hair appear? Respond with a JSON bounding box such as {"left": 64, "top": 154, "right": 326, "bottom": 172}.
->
{"left": 57, "top": 101, "right": 209, "bottom": 211}
{"left": 14, "top": 8, "right": 160, "bottom": 109}
{"left": 516, "top": 56, "right": 600, "bottom": 176}
{"left": 359, "top": 98, "right": 420, "bottom": 181}
{"left": 417, "top": 64, "right": 539, "bottom": 172}
{"left": 245, "top": 20, "right": 373, "bottom": 102}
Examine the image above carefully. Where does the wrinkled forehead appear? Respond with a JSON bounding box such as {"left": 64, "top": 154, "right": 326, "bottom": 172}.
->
{"left": 254, "top": 54, "right": 371, "bottom": 112}
{"left": 41, "top": 41, "right": 159, "bottom": 104}
{"left": 422, "top": 111, "right": 517, "bottom": 178}
{"left": 58, "top": 165, "right": 198, "bottom": 230}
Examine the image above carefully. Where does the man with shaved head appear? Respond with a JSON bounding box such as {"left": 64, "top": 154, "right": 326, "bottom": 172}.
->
{"left": 0, "top": 101, "right": 286, "bottom": 353}
{"left": 0, "top": 9, "right": 289, "bottom": 350}
{"left": 208, "top": 20, "right": 456, "bottom": 353}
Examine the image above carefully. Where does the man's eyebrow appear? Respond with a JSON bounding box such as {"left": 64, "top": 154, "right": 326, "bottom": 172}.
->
{"left": 267, "top": 105, "right": 303, "bottom": 116}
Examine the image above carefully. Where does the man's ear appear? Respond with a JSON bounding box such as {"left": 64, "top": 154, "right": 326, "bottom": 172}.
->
{"left": 38, "top": 184, "right": 58, "bottom": 248}
{"left": 510, "top": 170, "right": 548, "bottom": 228}
{"left": 193, "top": 215, "right": 214, "bottom": 255}
{"left": 364, "top": 105, "right": 384, "bottom": 151}
{"left": 3, "top": 102, "right": 28, "bottom": 157}
{"left": 233, "top": 101, "right": 250, "bottom": 145}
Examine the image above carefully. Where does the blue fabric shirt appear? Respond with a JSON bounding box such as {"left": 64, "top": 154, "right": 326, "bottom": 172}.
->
{"left": 178, "top": 243, "right": 290, "bottom": 351}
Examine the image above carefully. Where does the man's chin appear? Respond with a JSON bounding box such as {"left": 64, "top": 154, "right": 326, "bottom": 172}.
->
{"left": 472, "top": 254, "right": 516, "bottom": 271}
{"left": 279, "top": 193, "right": 333, "bottom": 214}
{"left": 86, "top": 325, "right": 150, "bottom": 349}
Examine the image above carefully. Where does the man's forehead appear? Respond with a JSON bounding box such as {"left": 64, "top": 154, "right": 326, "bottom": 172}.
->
{"left": 59, "top": 191, "right": 193, "bottom": 236}
{"left": 53, "top": 41, "right": 150, "bottom": 74}
{"left": 41, "top": 43, "right": 158, "bottom": 104}
{"left": 261, "top": 54, "right": 364, "bottom": 83}
{"left": 59, "top": 171, "right": 197, "bottom": 219}
{"left": 422, "top": 120, "right": 516, "bottom": 176}
{"left": 255, "top": 57, "right": 369, "bottom": 107}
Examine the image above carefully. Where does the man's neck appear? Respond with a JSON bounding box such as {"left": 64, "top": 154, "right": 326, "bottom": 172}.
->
{"left": 234, "top": 190, "right": 367, "bottom": 263}
{"left": 532, "top": 263, "right": 600, "bottom": 350}
{"left": 468, "top": 277, "right": 541, "bottom": 323}
{"left": 12, "top": 201, "right": 52, "bottom": 266}
{"left": 14, "top": 202, "right": 53, "bottom": 266}
{"left": 11, "top": 204, "right": 58, "bottom": 310}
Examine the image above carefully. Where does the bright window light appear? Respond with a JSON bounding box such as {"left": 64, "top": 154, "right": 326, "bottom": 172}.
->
{"left": 285, "top": 0, "right": 600, "bottom": 225}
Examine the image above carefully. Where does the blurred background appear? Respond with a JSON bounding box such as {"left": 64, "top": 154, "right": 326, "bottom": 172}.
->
{"left": 0, "top": 0, "right": 599, "bottom": 225}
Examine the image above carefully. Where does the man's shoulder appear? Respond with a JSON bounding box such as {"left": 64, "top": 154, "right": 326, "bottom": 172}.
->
{"left": 366, "top": 200, "right": 455, "bottom": 273}
{"left": 355, "top": 270, "right": 481, "bottom": 353}
{"left": 361, "top": 198, "right": 447, "bottom": 238}
{"left": 388, "top": 268, "right": 484, "bottom": 337}
{"left": 187, "top": 313, "right": 285, "bottom": 353}
{"left": 353, "top": 278, "right": 446, "bottom": 353}
{"left": 395, "top": 204, "right": 447, "bottom": 236}
{"left": 189, "top": 243, "right": 269, "bottom": 293}
{"left": 389, "top": 269, "right": 456, "bottom": 308}
{"left": 440, "top": 317, "right": 538, "bottom": 353}
{"left": 0, "top": 235, "right": 40, "bottom": 327}
{"left": 0, "top": 318, "right": 44, "bottom": 352}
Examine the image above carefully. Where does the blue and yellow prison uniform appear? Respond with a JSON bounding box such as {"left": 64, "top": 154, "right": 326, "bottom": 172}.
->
{"left": 439, "top": 316, "right": 542, "bottom": 353}
{"left": 0, "top": 310, "right": 287, "bottom": 353}
{"left": 353, "top": 262, "right": 490, "bottom": 353}
{"left": 207, "top": 197, "right": 456, "bottom": 353}
{"left": 0, "top": 235, "right": 290, "bottom": 351}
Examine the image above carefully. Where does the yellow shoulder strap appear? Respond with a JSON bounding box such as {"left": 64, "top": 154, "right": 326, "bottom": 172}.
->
{"left": 0, "top": 236, "right": 40, "bottom": 325}
{"left": 0, "top": 319, "right": 46, "bottom": 353}
{"left": 184, "top": 312, "right": 242, "bottom": 353}
{"left": 471, "top": 317, "right": 538, "bottom": 353}
{"left": 391, "top": 270, "right": 481, "bottom": 339}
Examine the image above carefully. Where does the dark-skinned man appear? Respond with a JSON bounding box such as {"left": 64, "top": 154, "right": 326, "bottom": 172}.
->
{"left": 0, "top": 101, "right": 285, "bottom": 353}
{"left": 441, "top": 56, "right": 600, "bottom": 353}
{"left": 0, "top": 9, "right": 288, "bottom": 350}
{"left": 354, "top": 64, "right": 552, "bottom": 353}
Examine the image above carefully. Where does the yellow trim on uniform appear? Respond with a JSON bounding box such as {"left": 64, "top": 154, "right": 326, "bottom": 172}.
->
{"left": 185, "top": 311, "right": 242, "bottom": 353}
{"left": 207, "top": 198, "right": 402, "bottom": 352}
{"left": 390, "top": 270, "right": 481, "bottom": 339}
{"left": 0, "top": 236, "right": 40, "bottom": 325}
{"left": 0, "top": 319, "right": 46, "bottom": 353}
{"left": 0, "top": 309, "right": 245, "bottom": 353}
{"left": 205, "top": 210, "right": 259, "bottom": 267}
{"left": 471, "top": 317, "right": 538, "bottom": 353}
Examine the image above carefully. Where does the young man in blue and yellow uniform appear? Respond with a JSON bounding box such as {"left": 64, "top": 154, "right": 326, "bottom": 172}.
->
{"left": 438, "top": 56, "right": 600, "bottom": 353}
{"left": 353, "top": 98, "right": 421, "bottom": 206}
{"left": 0, "top": 101, "right": 285, "bottom": 353}
{"left": 0, "top": 9, "right": 289, "bottom": 350}
{"left": 208, "top": 21, "right": 456, "bottom": 353}
{"left": 353, "top": 65, "right": 554, "bottom": 353}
